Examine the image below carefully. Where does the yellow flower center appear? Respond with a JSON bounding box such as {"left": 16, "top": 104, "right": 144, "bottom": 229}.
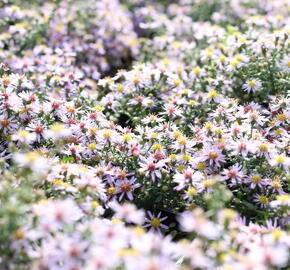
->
{"left": 26, "top": 152, "right": 38, "bottom": 162}
{"left": 209, "top": 151, "right": 218, "bottom": 160}
{"left": 272, "top": 181, "right": 281, "bottom": 189}
{"left": 205, "top": 122, "right": 213, "bottom": 130}
{"left": 230, "top": 60, "right": 239, "bottom": 67}
{"left": 192, "top": 67, "right": 201, "bottom": 75}
{"left": 133, "top": 77, "right": 140, "bottom": 84}
{"left": 247, "top": 80, "right": 256, "bottom": 88}
{"left": 169, "top": 154, "right": 177, "bottom": 160}
{"left": 107, "top": 187, "right": 116, "bottom": 196}
{"left": 203, "top": 179, "right": 213, "bottom": 188}
{"left": 1, "top": 118, "right": 10, "bottom": 127}
{"left": 173, "top": 79, "right": 182, "bottom": 87}
{"left": 209, "top": 90, "right": 217, "bottom": 99}
{"left": 88, "top": 143, "right": 96, "bottom": 151}
{"left": 187, "top": 187, "right": 196, "bottom": 196}
{"left": 259, "top": 196, "right": 269, "bottom": 204}
{"left": 182, "top": 154, "right": 191, "bottom": 161}
{"left": 259, "top": 144, "right": 268, "bottom": 152}
{"left": 150, "top": 218, "right": 161, "bottom": 228}
{"left": 251, "top": 175, "right": 261, "bottom": 183}
{"left": 103, "top": 130, "right": 112, "bottom": 139}
{"left": 51, "top": 123, "right": 65, "bottom": 133}
{"left": 123, "top": 134, "right": 132, "bottom": 142}
{"left": 277, "top": 113, "right": 286, "bottom": 121}
{"left": 197, "top": 162, "right": 206, "bottom": 170}
{"left": 178, "top": 137, "right": 187, "bottom": 145}
{"left": 275, "top": 156, "right": 285, "bottom": 164}
{"left": 153, "top": 144, "right": 162, "bottom": 151}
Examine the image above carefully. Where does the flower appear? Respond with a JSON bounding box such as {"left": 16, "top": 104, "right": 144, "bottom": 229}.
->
{"left": 13, "top": 151, "right": 49, "bottom": 173}
{"left": 143, "top": 211, "right": 168, "bottom": 234}
{"left": 280, "top": 56, "right": 290, "bottom": 71}
{"left": 269, "top": 154, "right": 289, "bottom": 172}
{"left": 115, "top": 177, "right": 141, "bottom": 201}
{"left": 229, "top": 140, "right": 255, "bottom": 158}
{"left": 243, "top": 79, "right": 262, "bottom": 93}
{"left": 173, "top": 169, "right": 203, "bottom": 191}
{"left": 253, "top": 194, "right": 270, "bottom": 208}
{"left": 246, "top": 174, "right": 268, "bottom": 189}
{"left": 200, "top": 146, "right": 226, "bottom": 167}
{"left": 109, "top": 201, "right": 144, "bottom": 224}
{"left": 221, "top": 164, "right": 245, "bottom": 185}
{"left": 12, "top": 129, "right": 36, "bottom": 145}
{"left": 138, "top": 156, "right": 166, "bottom": 182}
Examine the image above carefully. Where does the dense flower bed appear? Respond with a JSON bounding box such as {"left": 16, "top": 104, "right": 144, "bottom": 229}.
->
{"left": 0, "top": 0, "right": 289, "bottom": 269}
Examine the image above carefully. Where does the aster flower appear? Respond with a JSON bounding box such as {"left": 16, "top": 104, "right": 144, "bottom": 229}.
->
{"left": 13, "top": 151, "right": 49, "bottom": 173}
{"left": 26, "top": 122, "right": 49, "bottom": 143}
{"left": 221, "top": 164, "right": 245, "bottom": 185}
{"left": 173, "top": 169, "right": 203, "bottom": 191}
{"left": 200, "top": 146, "right": 226, "bottom": 167}
{"left": 246, "top": 174, "right": 268, "bottom": 189}
{"left": 229, "top": 140, "right": 256, "bottom": 158}
{"left": 0, "top": 115, "right": 18, "bottom": 135}
{"left": 12, "top": 129, "right": 36, "bottom": 145}
{"left": 243, "top": 79, "right": 262, "bottom": 93}
{"left": 109, "top": 201, "right": 144, "bottom": 224}
{"left": 269, "top": 154, "right": 289, "bottom": 172}
{"left": 253, "top": 194, "right": 270, "bottom": 208}
{"left": 280, "top": 56, "right": 290, "bottom": 71}
{"left": 138, "top": 156, "right": 166, "bottom": 182}
{"left": 143, "top": 211, "right": 168, "bottom": 234}
{"left": 115, "top": 177, "right": 141, "bottom": 201}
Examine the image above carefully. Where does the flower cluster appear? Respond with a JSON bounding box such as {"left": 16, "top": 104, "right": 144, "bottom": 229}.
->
{"left": 0, "top": 0, "right": 289, "bottom": 269}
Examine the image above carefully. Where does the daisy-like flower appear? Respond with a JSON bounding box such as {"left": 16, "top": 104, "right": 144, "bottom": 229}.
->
{"left": 47, "top": 123, "right": 71, "bottom": 139}
{"left": 242, "top": 79, "right": 262, "bottom": 93}
{"left": 182, "top": 185, "right": 203, "bottom": 201}
{"left": 246, "top": 174, "right": 268, "bottom": 189}
{"left": 63, "top": 143, "right": 83, "bottom": 160}
{"left": 280, "top": 56, "right": 290, "bottom": 71}
{"left": 246, "top": 110, "right": 266, "bottom": 126}
{"left": 253, "top": 194, "right": 270, "bottom": 208}
{"left": 166, "top": 75, "right": 184, "bottom": 90}
{"left": 27, "top": 122, "right": 49, "bottom": 143}
{"left": 142, "top": 114, "right": 164, "bottom": 125}
{"left": 0, "top": 115, "right": 18, "bottom": 135}
{"left": 270, "top": 194, "right": 290, "bottom": 208}
{"left": 12, "top": 129, "right": 36, "bottom": 145}
{"left": 115, "top": 177, "right": 141, "bottom": 201}
{"left": 269, "top": 177, "right": 285, "bottom": 194}
{"left": 227, "top": 58, "right": 242, "bottom": 71}
{"left": 229, "top": 140, "right": 255, "bottom": 158}
{"left": 221, "top": 164, "right": 245, "bottom": 185}
{"left": 143, "top": 211, "right": 168, "bottom": 234}
{"left": 200, "top": 146, "right": 226, "bottom": 167}
{"left": 255, "top": 141, "right": 275, "bottom": 159}
{"left": 173, "top": 169, "right": 203, "bottom": 191}
{"left": 269, "top": 154, "right": 289, "bottom": 172}
{"left": 189, "top": 66, "right": 205, "bottom": 79}
{"left": 138, "top": 156, "right": 166, "bottom": 182}
{"left": 109, "top": 201, "right": 144, "bottom": 225}
{"left": 207, "top": 89, "right": 220, "bottom": 102}
{"left": 171, "top": 135, "right": 194, "bottom": 152}
{"left": 13, "top": 151, "right": 49, "bottom": 173}
{"left": 161, "top": 104, "right": 183, "bottom": 118}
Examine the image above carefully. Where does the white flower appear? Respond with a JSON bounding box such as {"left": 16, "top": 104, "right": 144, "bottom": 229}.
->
{"left": 243, "top": 79, "right": 262, "bottom": 93}
{"left": 109, "top": 201, "right": 144, "bottom": 225}
{"left": 13, "top": 151, "right": 49, "bottom": 173}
